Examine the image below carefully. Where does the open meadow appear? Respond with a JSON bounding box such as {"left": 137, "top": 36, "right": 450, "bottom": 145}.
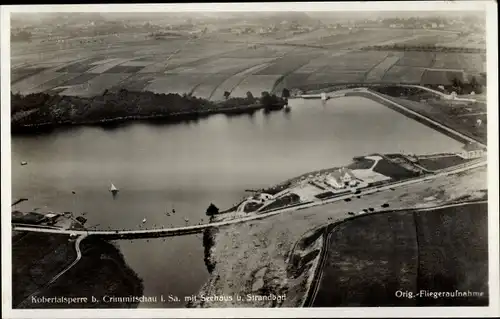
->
{"left": 11, "top": 28, "right": 487, "bottom": 99}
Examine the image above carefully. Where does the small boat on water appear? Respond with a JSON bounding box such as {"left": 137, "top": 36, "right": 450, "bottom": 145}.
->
{"left": 184, "top": 217, "right": 189, "bottom": 223}
{"left": 109, "top": 183, "right": 119, "bottom": 193}
{"left": 142, "top": 218, "right": 147, "bottom": 223}
{"left": 20, "top": 161, "right": 28, "bottom": 166}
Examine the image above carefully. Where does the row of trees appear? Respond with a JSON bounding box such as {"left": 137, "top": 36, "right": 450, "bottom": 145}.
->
{"left": 450, "top": 76, "right": 483, "bottom": 94}
{"left": 223, "top": 90, "right": 287, "bottom": 108}
{"left": 361, "top": 44, "right": 485, "bottom": 54}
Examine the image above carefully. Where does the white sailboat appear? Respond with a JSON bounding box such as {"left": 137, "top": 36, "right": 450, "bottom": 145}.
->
{"left": 109, "top": 183, "right": 119, "bottom": 193}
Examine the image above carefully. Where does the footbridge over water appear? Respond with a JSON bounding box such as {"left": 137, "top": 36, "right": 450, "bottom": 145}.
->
{"left": 12, "top": 159, "right": 486, "bottom": 240}
{"left": 14, "top": 223, "right": 214, "bottom": 240}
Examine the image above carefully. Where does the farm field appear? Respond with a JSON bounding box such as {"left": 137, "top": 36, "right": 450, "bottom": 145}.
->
{"left": 365, "top": 54, "right": 403, "bottom": 83}
{"left": 219, "top": 45, "right": 293, "bottom": 58}
{"left": 59, "top": 73, "right": 133, "bottom": 97}
{"left": 231, "top": 74, "right": 283, "bottom": 97}
{"left": 294, "top": 51, "right": 360, "bottom": 74}
{"left": 305, "top": 71, "right": 367, "bottom": 85}
{"left": 382, "top": 66, "right": 427, "bottom": 84}
{"left": 11, "top": 29, "right": 488, "bottom": 98}
{"left": 436, "top": 34, "right": 486, "bottom": 50}
{"left": 11, "top": 69, "right": 67, "bottom": 94}
{"left": 254, "top": 52, "right": 321, "bottom": 75}
{"left": 88, "top": 58, "right": 134, "bottom": 74}
{"left": 11, "top": 67, "right": 49, "bottom": 84}
{"left": 29, "top": 73, "right": 83, "bottom": 93}
{"left": 420, "top": 69, "right": 465, "bottom": 85}
{"left": 166, "top": 57, "right": 275, "bottom": 75}
{"left": 190, "top": 74, "right": 232, "bottom": 99}
{"left": 275, "top": 73, "right": 311, "bottom": 93}
{"left": 143, "top": 74, "right": 211, "bottom": 95}
{"left": 209, "top": 63, "right": 273, "bottom": 100}
{"left": 432, "top": 53, "right": 463, "bottom": 69}
{"left": 329, "top": 51, "right": 389, "bottom": 71}
{"left": 138, "top": 59, "right": 199, "bottom": 73}
{"left": 456, "top": 53, "right": 486, "bottom": 74}
{"left": 107, "top": 73, "right": 160, "bottom": 92}
{"left": 396, "top": 51, "right": 436, "bottom": 68}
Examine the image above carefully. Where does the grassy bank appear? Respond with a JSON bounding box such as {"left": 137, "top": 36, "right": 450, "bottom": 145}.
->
{"left": 12, "top": 233, "right": 77, "bottom": 307}
{"left": 309, "top": 202, "right": 488, "bottom": 307}
{"left": 13, "top": 234, "right": 144, "bottom": 308}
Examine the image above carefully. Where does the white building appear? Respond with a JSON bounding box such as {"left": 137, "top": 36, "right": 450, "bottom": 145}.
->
{"left": 325, "top": 167, "right": 359, "bottom": 189}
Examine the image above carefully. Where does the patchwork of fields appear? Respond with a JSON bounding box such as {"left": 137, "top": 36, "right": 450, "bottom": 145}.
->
{"left": 11, "top": 29, "right": 487, "bottom": 99}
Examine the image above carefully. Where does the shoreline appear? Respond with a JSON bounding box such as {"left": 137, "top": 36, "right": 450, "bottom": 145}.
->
{"left": 195, "top": 151, "right": 486, "bottom": 307}
{"left": 11, "top": 103, "right": 283, "bottom": 134}
{"left": 10, "top": 90, "right": 286, "bottom": 135}
{"left": 194, "top": 167, "right": 487, "bottom": 308}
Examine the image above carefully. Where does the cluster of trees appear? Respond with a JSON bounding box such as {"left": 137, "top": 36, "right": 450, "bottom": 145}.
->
{"left": 381, "top": 17, "right": 448, "bottom": 27}
{"left": 450, "top": 76, "right": 483, "bottom": 94}
{"left": 223, "top": 90, "right": 285, "bottom": 108}
{"left": 12, "top": 90, "right": 216, "bottom": 127}
{"left": 202, "top": 227, "right": 217, "bottom": 273}
{"left": 11, "top": 92, "right": 52, "bottom": 115}
{"left": 361, "top": 44, "right": 485, "bottom": 54}
{"left": 11, "top": 30, "right": 32, "bottom": 42}
{"left": 260, "top": 91, "right": 284, "bottom": 108}
{"left": 147, "top": 31, "right": 184, "bottom": 39}
{"left": 11, "top": 88, "right": 287, "bottom": 129}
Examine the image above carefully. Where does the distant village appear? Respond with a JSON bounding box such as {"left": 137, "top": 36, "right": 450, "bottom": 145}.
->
{"left": 11, "top": 14, "right": 485, "bottom": 43}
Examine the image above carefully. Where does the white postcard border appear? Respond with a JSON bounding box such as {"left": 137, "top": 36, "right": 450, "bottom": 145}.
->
{"left": 1, "top": 2, "right": 498, "bottom": 318}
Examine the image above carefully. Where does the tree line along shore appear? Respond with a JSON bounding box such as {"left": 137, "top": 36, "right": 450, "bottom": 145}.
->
{"left": 10, "top": 89, "right": 287, "bottom": 133}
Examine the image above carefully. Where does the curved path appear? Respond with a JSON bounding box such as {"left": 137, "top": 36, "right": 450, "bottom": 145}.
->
{"left": 48, "top": 235, "right": 87, "bottom": 284}
{"left": 18, "top": 234, "right": 87, "bottom": 306}
{"left": 12, "top": 159, "right": 486, "bottom": 239}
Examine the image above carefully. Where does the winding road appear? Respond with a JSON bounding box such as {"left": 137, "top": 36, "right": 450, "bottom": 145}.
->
{"left": 18, "top": 234, "right": 87, "bottom": 306}
{"left": 48, "top": 234, "right": 87, "bottom": 284}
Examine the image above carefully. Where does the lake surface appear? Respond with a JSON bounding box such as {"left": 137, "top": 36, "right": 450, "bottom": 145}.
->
{"left": 11, "top": 96, "right": 465, "bottom": 308}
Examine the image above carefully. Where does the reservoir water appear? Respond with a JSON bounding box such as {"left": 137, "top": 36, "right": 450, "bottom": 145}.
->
{"left": 11, "top": 96, "right": 465, "bottom": 308}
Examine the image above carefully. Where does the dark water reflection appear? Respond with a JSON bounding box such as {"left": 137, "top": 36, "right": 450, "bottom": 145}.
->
{"left": 11, "top": 97, "right": 464, "bottom": 308}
